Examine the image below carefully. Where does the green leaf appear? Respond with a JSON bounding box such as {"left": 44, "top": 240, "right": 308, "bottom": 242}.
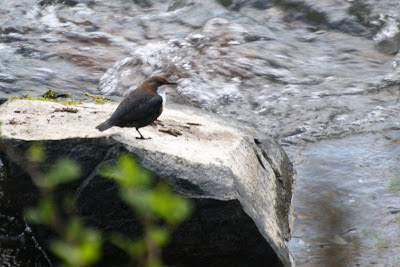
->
{"left": 120, "top": 187, "right": 152, "bottom": 216}
{"left": 117, "top": 154, "right": 152, "bottom": 187}
{"left": 65, "top": 218, "right": 81, "bottom": 242}
{"left": 78, "top": 229, "right": 102, "bottom": 264}
{"left": 98, "top": 164, "right": 123, "bottom": 182}
{"left": 51, "top": 224, "right": 101, "bottom": 266}
{"left": 27, "top": 142, "right": 45, "bottom": 163}
{"left": 36, "top": 158, "right": 81, "bottom": 189}
{"left": 147, "top": 226, "right": 169, "bottom": 246}
{"left": 146, "top": 257, "right": 163, "bottom": 267}
{"left": 109, "top": 232, "right": 145, "bottom": 257}
{"left": 25, "top": 198, "right": 55, "bottom": 225}
{"left": 99, "top": 154, "right": 152, "bottom": 188}
{"left": 147, "top": 183, "right": 192, "bottom": 224}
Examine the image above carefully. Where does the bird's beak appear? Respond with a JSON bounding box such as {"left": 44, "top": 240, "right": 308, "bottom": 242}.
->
{"left": 167, "top": 82, "right": 178, "bottom": 85}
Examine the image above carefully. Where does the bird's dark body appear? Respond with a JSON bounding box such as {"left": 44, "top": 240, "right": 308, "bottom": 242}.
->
{"left": 97, "top": 89, "right": 163, "bottom": 130}
{"left": 96, "top": 76, "right": 176, "bottom": 139}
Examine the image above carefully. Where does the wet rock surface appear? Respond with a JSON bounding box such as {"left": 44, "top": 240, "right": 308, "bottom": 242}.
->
{"left": 0, "top": 99, "right": 293, "bottom": 266}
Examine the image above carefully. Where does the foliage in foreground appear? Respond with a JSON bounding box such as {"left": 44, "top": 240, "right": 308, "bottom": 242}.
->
{"left": 22, "top": 143, "right": 192, "bottom": 266}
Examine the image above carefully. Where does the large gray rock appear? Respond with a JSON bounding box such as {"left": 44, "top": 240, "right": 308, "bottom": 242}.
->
{"left": 0, "top": 99, "right": 293, "bottom": 266}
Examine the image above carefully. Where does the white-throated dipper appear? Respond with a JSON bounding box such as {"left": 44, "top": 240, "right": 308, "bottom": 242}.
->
{"left": 96, "top": 75, "right": 177, "bottom": 139}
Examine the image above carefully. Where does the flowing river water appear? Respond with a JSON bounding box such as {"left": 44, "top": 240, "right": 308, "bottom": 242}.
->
{"left": 1, "top": 0, "right": 399, "bottom": 265}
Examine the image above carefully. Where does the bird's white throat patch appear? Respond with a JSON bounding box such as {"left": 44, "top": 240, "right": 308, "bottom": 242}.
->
{"left": 158, "top": 85, "right": 166, "bottom": 107}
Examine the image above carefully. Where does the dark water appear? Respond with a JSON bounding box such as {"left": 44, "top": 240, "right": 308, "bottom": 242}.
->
{"left": 287, "top": 132, "right": 400, "bottom": 266}
{"left": 1, "top": 0, "right": 400, "bottom": 265}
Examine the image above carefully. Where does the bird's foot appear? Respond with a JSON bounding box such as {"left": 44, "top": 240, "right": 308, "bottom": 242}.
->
{"left": 136, "top": 136, "right": 152, "bottom": 140}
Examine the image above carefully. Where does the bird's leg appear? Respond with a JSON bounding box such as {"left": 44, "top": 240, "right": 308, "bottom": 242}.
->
{"left": 135, "top": 128, "right": 151, "bottom": 140}
{"left": 135, "top": 128, "right": 145, "bottom": 139}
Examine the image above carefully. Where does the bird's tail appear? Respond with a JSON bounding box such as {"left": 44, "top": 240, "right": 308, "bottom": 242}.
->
{"left": 96, "top": 120, "right": 112, "bottom": 132}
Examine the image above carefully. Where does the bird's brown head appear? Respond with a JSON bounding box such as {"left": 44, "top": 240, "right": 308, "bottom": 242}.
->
{"left": 142, "top": 76, "right": 177, "bottom": 92}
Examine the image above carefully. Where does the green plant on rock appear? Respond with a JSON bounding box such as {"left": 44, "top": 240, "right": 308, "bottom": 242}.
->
{"left": 8, "top": 92, "right": 80, "bottom": 105}
{"left": 83, "top": 92, "right": 114, "bottom": 104}
{"left": 43, "top": 89, "right": 56, "bottom": 99}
